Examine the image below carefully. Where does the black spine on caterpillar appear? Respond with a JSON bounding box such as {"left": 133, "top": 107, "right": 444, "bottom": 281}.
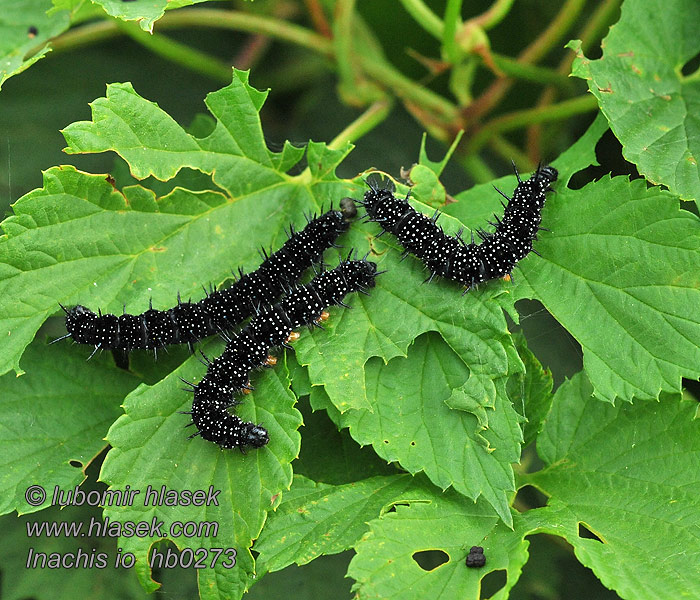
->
{"left": 185, "top": 256, "right": 379, "bottom": 451}
{"left": 358, "top": 165, "right": 558, "bottom": 289}
{"left": 60, "top": 210, "right": 349, "bottom": 352}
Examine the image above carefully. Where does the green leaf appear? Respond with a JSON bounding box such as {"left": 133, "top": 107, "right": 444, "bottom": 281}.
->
{"left": 517, "top": 174, "right": 700, "bottom": 403}
{"left": 527, "top": 372, "right": 700, "bottom": 599}
{"left": 347, "top": 486, "right": 555, "bottom": 600}
{"left": 292, "top": 395, "right": 397, "bottom": 485}
{"left": 99, "top": 339, "right": 302, "bottom": 598}
{"left": 442, "top": 112, "right": 700, "bottom": 404}
{"left": 62, "top": 71, "right": 308, "bottom": 193}
{"left": 87, "top": 0, "right": 211, "bottom": 32}
{"left": 296, "top": 202, "right": 524, "bottom": 413}
{"left": 309, "top": 333, "right": 522, "bottom": 526}
{"left": 0, "top": 495, "right": 148, "bottom": 599}
{"left": 255, "top": 474, "right": 435, "bottom": 574}
{"left": 569, "top": 0, "right": 700, "bottom": 204}
{"left": 0, "top": 0, "right": 70, "bottom": 91}
{"left": 507, "top": 332, "right": 553, "bottom": 448}
{"left": 0, "top": 340, "right": 139, "bottom": 516}
{"left": 0, "top": 73, "right": 352, "bottom": 379}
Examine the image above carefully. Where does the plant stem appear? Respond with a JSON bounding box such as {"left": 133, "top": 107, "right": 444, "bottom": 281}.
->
{"left": 49, "top": 20, "right": 122, "bottom": 54}
{"left": 470, "top": 0, "right": 515, "bottom": 30}
{"left": 490, "top": 53, "right": 572, "bottom": 90}
{"left": 466, "top": 94, "right": 598, "bottom": 155}
{"left": 398, "top": 0, "right": 444, "bottom": 39}
{"left": 115, "top": 20, "right": 232, "bottom": 83}
{"left": 460, "top": 153, "right": 495, "bottom": 183}
{"left": 442, "top": 0, "right": 463, "bottom": 62}
{"left": 329, "top": 98, "right": 394, "bottom": 150}
{"left": 489, "top": 135, "right": 534, "bottom": 172}
{"left": 526, "top": 0, "right": 621, "bottom": 160}
{"left": 304, "top": 0, "right": 332, "bottom": 37}
{"left": 464, "top": 0, "right": 587, "bottom": 123}
{"left": 519, "top": 0, "right": 587, "bottom": 64}
{"left": 50, "top": 8, "right": 334, "bottom": 59}
{"left": 334, "top": 0, "right": 358, "bottom": 89}
{"left": 361, "top": 58, "right": 459, "bottom": 125}
{"left": 156, "top": 8, "right": 335, "bottom": 57}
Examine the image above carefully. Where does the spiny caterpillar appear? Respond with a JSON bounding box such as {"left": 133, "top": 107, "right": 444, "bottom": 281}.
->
{"left": 57, "top": 210, "right": 349, "bottom": 354}
{"left": 357, "top": 165, "right": 558, "bottom": 289}
{"left": 183, "top": 256, "right": 379, "bottom": 451}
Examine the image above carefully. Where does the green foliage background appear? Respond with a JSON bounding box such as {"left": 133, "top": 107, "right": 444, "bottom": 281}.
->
{"left": 1, "top": 1, "right": 699, "bottom": 599}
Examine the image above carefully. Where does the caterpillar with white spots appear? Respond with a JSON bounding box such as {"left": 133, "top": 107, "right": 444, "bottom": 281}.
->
{"left": 358, "top": 165, "right": 557, "bottom": 289}
{"left": 57, "top": 210, "right": 349, "bottom": 354}
{"left": 183, "top": 256, "right": 379, "bottom": 451}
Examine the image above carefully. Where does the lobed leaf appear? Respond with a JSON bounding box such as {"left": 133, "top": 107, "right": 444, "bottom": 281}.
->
{"left": 255, "top": 474, "right": 435, "bottom": 574}
{"left": 527, "top": 373, "right": 700, "bottom": 599}
{"left": 0, "top": 0, "right": 70, "bottom": 91}
{"left": 569, "top": 0, "right": 700, "bottom": 204}
{"left": 100, "top": 339, "right": 301, "bottom": 598}
{"left": 0, "top": 340, "right": 139, "bottom": 516}
{"left": 309, "top": 333, "right": 523, "bottom": 526}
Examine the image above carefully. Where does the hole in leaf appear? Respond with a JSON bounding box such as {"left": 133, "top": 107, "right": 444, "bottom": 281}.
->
{"left": 480, "top": 569, "right": 507, "bottom": 598}
{"left": 383, "top": 439, "right": 390, "bottom": 444}
{"left": 508, "top": 533, "right": 620, "bottom": 599}
{"left": 410, "top": 441, "right": 416, "bottom": 446}
{"left": 682, "top": 52, "right": 700, "bottom": 77}
{"left": 567, "top": 129, "right": 639, "bottom": 191}
{"left": 69, "top": 460, "right": 82, "bottom": 469}
{"left": 412, "top": 549, "right": 449, "bottom": 571}
{"left": 578, "top": 522, "right": 603, "bottom": 543}
{"left": 514, "top": 485, "right": 548, "bottom": 513}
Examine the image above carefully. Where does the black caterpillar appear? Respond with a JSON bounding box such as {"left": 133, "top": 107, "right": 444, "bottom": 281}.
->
{"left": 57, "top": 210, "right": 349, "bottom": 354}
{"left": 358, "top": 165, "right": 557, "bottom": 289}
{"left": 183, "top": 256, "right": 379, "bottom": 451}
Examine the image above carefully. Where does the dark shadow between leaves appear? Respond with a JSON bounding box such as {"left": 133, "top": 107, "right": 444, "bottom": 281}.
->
{"left": 513, "top": 485, "right": 548, "bottom": 513}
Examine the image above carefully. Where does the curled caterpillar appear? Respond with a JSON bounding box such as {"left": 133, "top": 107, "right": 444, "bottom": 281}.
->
{"left": 58, "top": 210, "right": 349, "bottom": 354}
{"left": 183, "top": 256, "right": 379, "bottom": 451}
{"left": 358, "top": 165, "right": 558, "bottom": 289}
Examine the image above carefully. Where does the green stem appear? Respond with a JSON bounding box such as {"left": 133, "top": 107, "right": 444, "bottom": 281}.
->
{"left": 577, "top": 0, "right": 622, "bottom": 57}
{"left": 467, "top": 94, "right": 598, "bottom": 154}
{"left": 329, "top": 97, "right": 394, "bottom": 150}
{"left": 159, "top": 8, "right": 334, "bottom": 56}
{"left": 115, "top": 20, "right": 231, "bottom": 83}
{"left": 50, "top": 8, "right": 334, "bottom": 58}
{"left": 460, "top": 153, "right": 496, "bottom": 183}
{"left": 398, "top": 0, "right": 444, "bottom": 39}
{"left": 465, "top": 0, "right": 588, "bottom": 123}
{"left": 334, "top": 0, "right": 357, "bottom": 88}
{"left": 471, "top": 0, "right": 515, "bottom": 30}
{"left": 491, "top": 53, "right": 573, "bottom": 89}
{"left": 442, "top": 0, "right": 463, "bottom": 62}
{"left": 489, "top": 135, "right": 534, "bottom": 172}
{"left": 49, "top": 20, "right": 122, "bottom": 54}
{"left": 361, "top": 58, "right": 458, "bottom": 124}
{"left": 519, "top": 0, "right": 587, "bottom": 64}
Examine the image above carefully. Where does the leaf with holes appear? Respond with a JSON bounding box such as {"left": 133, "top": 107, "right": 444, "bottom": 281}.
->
{"left": 524, "top": 372, "right": 700, "bottom": 599}
{"left": 0, "top": 340, "right": 139, "bottom": 516}
{"left": 255, "top": 474, "right": 435, "bottom": 575}
{"left": 569, "top": 0, "right": 700, "bottom": 204}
